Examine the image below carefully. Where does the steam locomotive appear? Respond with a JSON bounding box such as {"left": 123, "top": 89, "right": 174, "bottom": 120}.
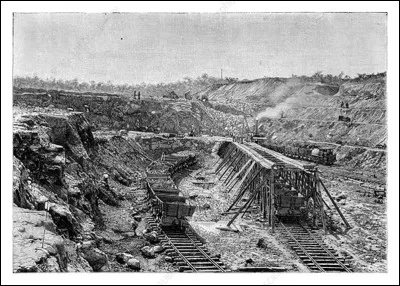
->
{"left": 259, "top": 143, "right": 336, "bottom": 166}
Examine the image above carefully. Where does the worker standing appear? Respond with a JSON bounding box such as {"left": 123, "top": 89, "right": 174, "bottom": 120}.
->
{"left": 130, "top": 220, "right": 138, "bottom": 237}
{"left": 102, "top": 173, "right": 109, "bottom": 189}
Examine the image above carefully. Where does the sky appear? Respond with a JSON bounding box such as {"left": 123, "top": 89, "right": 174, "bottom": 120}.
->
{"left": 13, "top": 13, "right": 387, "bottom": 84}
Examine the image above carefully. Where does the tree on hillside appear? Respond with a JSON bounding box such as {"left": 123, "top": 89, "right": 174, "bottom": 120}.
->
{"left": 312, "top": 71, "right": 323, "bottom": 82}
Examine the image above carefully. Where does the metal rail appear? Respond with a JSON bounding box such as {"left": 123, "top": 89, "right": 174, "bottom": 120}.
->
{"left": 162, "top": 230, "right": 198, "bottom": 272}
{"left": 298, "top": 223, "right": 352, "bottom": 272}
{"left": 146, "top": 216, "right": 226, "bottom": 273}
{"left": 278, "top": 221, "right": 352, "bottom": 272}
{"left": 184, "top": 231, "right": 226, "bottom": 272}
{"left": 279, "top": 221, "right": 325, "bottom": 272}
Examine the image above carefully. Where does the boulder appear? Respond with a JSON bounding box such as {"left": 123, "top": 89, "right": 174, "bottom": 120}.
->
{"left": 133, "top": 215, "right": 142, "bottom": 222}
{"left": 140, "top": 246, "right": 155, "bottom": 258}
{"left": 45, "top": 256, "right": 61, "bottom": 272}
{"left": 336, "top": 193, "right": 347, "bottom": 202}
{"left": 126, "top": 258, "right": 141, "bottom": 270}
{"left": 153, "top": 245, "right": 165, "bottom": 253}
{"left": 257, "top": 238, "right": 268, "bottom": 249}
{"left": 123, "top": 232, "right": 137, "bottom": 238}
{"left": 80, "top": 240, "right": 97, "bottom": 249}
{"left": 189, "top": 193, "right": 198, "bottom": 200}
{"left": 80, "top": 247, "right": 109, "bottom": 272}
{"left": 116, "top": 253, "right": 134, "bottom": 264}
{"left": 143, "top": 231, "right": 159, "bottom": 243}
{"left": 245, "top": 258, "right": 254, "bottom": 264}
{"left": 164, "top": 256, "right": 174, "bottom": 263}
{"left": 48, "top": 204, "right": 82, "bottom": 238}
{"left": 202, "top": 203, "right": 211, "bottom": 209}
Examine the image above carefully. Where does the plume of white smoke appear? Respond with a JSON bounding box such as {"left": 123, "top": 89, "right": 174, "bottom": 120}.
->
{"left": 256, "top": 82, "right": 313, "bottom": 120}
{"left": 256, "top": 97, "right": 299, "bottom": 120}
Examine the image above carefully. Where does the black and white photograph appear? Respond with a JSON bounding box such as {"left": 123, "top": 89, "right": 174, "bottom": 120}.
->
{"left": 1, "top": 2, "right": 399, "bottom": 285}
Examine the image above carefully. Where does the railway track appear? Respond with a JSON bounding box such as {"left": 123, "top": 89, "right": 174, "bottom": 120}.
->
{"left": 146, "top": 216, "right": 227, "bottom": 273}
{"left": 277, "top": 221, "right": 352, "bottom": 272}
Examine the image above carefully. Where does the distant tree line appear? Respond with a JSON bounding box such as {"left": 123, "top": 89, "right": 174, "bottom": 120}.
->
{"left": 13, "top": 71, "right": 386, "bottom": 97}
{"left": 292, "top": 71, "right": 386, "bottom": 85}
{"left": 13, "top": 73, "right": 235, "bottom": 98}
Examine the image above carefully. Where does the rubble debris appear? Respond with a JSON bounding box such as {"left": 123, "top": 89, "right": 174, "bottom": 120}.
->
{"left": 202, "top": 203, "right": 211, "bottom": 209}
{"left": 79, "top": 247, "right": 110, "bottom": 272}
{"left": 336, "top": 193, "right": 348, "bottom": 202}
{"left": 141, "top": 246, "right": 156, "bottom": 259}
{"left": 143, "top": 230, "right": 159, "bottom": 243}
{"left": 126, "top": 258, "right": 141, "bottom": 270}
{"left": 153, "top": 245, "right": 165, "bottom": 253}
{"left": 256, "top": 238, "right": 268, "bottom": 249}
{"left": 115, "top": 253, "right": 134, "bottom": 264}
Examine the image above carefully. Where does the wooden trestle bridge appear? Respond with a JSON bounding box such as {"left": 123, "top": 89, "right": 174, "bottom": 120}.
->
{"left": 216, "top": 141, "right": 350, "bottom": 232}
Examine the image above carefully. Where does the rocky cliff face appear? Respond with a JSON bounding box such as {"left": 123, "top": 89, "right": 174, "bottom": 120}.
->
{"left": 12, "top": 110, "right": 149, "bottom": 272}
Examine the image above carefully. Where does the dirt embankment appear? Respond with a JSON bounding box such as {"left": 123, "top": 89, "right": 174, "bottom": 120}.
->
{"left": 13, "top": 88, "right": 237, "bottom": 136}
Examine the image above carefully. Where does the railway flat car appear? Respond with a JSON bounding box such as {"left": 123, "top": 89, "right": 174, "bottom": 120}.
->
{"left": 260, "top": 142, "right": 336, "bottom": 166}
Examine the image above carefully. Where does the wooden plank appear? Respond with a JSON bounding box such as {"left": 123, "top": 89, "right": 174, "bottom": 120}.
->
{"left": 247, "top": 142, "right": 315, "bottom": 172}
{"left": 237, "top": 266, "right": 287, "bottom": 272}
{"left": 233, "top": 142, "right": 275, "bottom": 169}
{"left": 157, "top": 194, "right": 187, "bottom": 203}
{"left": 320, "top": 179, "right": 351, "bottom": 229}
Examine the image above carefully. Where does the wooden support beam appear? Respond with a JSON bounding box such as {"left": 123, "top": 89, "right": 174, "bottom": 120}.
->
{"left": 215, "top": 145, "right": 235, "bottom": 173}
{"left": 270, "top": 169, "right": 275, "bottom": 233}
{"left": 215, "top": 150, "right": 233, "bottom": 174}
{"left": 226, "top": 159, "right": 251, "bottom": 189}
{"left": 241, "top": 175, "right": 269, "bottom": 218}
{"left": 316, "top": 173, "right": 327, "bottom": 234}
{"left": 224, "top": 153, "right": 245, "bottom": 184}
{"left": 319, "top": 179, "right": 351, "bottom": 229}
{"left": 234, "top": 143, "right": 275, "bottom": 169}
{"left": 226, "top": 165, "right": 260, "bottom": 211}
{"left": 219, "top": 151, "right": 241, "bottom": 180}
{"left": 227, "top": 189, "right": 258, "bottom": 227}
{"left": 228, "top": 161, "right": 256, "bottom": 194}
{"left": 322, "top": 198, "right": 331, "bottom": 210}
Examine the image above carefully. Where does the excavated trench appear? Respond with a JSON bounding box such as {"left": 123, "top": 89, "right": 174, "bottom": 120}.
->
{"left": 12, "top": 73, "right": 387, "bottom": 273}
